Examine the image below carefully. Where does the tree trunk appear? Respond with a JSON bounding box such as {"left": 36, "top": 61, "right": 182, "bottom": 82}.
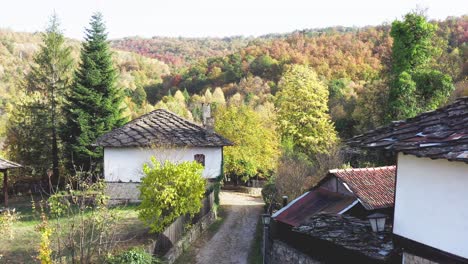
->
{"left": 52, "top": 124, "right": 60, "bottom": 186}
{"left": 50, "top": 69, "right": 60, "bottom": 187}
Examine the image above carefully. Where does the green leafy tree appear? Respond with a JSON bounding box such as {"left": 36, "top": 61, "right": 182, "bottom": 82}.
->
{"left": 388, "top": 12, "right": 455, "bottom": 120}
{"left": 6, "top": 14, "right": 74, "bottom": 182}
{"left": 390, "top": 12, "right": 437, "bottom": 75}
{"left": 215, "top": 105, "right": 279, "bottom": 182}
{"left": 276, "top": 65, "right": 338, "bottom": 159}
{"left": 131, "top": 86, "right": 147, "bottom": 106}
{"left": 212, "top": 87, "right": 226, "bottom": 106}
{"left": 63, "top": 13, "right": 127, "bottom": 171}
{"left": 138, "top": 159, "right": 206, "bottom": 233}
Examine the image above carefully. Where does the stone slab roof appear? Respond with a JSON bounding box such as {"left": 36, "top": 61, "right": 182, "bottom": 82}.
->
{"left": 348, "top": 97, "right": 468, "bottom": 162}
{"left": 328, "top": 166, "right": 396, "bottom": 210}
{"left": 294, "top": 213, "right": 394, "bottom": 261}
{"left": 0, "top": 158, "right": 22, "bottom": 170}
{"left": 94, "top": 109, "right": 233, "bottom": 148}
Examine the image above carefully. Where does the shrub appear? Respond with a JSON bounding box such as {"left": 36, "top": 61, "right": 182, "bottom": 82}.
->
{"left": 0, "top": 208, "right": 20, "bottom": 239}
{"left": 44, "top": 174, "right": 122, "bottom": 263}
{"left": 261, "top": 182, "right": 277, "bottom": 206}
{"left": 138, "top": 158, "right": 206, "bottom": 233}
{"left": 106, "top": 248, "right": 161, "bottom": 264}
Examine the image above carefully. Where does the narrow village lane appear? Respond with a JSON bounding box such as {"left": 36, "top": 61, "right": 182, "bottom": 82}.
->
{"left": 194, "top": 191, "right": 264, "bottom": 264}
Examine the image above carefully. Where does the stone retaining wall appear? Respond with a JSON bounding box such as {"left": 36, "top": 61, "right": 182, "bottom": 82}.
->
{"left": 161, "top": 211, "right": 216, "bottom": 264}
{"left": 269, "top": 240, "right": 322, "bottom": 264}
{"left": 105, "top": 182, "right": 140, "bottom": 204}
{"left": 239, "top": 186, "right": 262, "bottom": 197}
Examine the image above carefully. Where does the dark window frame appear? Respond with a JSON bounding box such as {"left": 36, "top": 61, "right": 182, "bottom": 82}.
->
{"left": 194, "top": 154, "right": 205, "bottom": 166}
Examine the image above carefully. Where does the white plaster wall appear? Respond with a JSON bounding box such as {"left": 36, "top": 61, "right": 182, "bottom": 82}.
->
{"left": 104, "top": 147, "right": 222, "bottom": 182}
{"left": 394, "top": 153, "right": 468, "bottom": 259}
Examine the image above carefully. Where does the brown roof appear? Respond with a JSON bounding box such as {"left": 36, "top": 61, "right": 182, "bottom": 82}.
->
{"left": 328, "top": 166, "right": 396, "bottom": 210}
{"left": 95, "top": 109, "right": 233, "bottom": 148}
{"left": 272, "top": 189, "right": 357, "bottom": 227}
{"left": 0, "top": 158, "right": 22, "bottom": 170}
{"left": 294, "top": 213, "right": 394, "bottom": 261}
{"left": 347, "top": 97, "right": 468, "bottom": 162}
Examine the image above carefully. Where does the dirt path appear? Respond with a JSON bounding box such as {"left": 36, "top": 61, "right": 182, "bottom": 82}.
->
{"left": 194, "top": 191, "right": 264, "bottom": 264}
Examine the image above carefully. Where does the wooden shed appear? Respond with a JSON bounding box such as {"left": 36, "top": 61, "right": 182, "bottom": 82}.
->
{"left": 0, "top": 158, "right": 22, "bottom": 208}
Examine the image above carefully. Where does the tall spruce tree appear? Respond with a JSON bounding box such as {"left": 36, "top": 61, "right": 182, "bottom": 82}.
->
{"left": 7, "top": 14, "right": 74, "bottom": 184}
{"left": 63, "top": 13, "right": 127, "bottom": 171}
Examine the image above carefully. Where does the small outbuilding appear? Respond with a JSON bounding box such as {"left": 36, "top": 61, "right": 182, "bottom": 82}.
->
{"left": 0, "top": 158, "right": 22, "bottom": 208}
{"left": 269, "top": 165, "right": 397, "bottom": 263}
{"left": 273, "top": 165, "right": 396, "bottom": 228}
{"left": 94, "top": 108, "right": 232, "bottom": 202}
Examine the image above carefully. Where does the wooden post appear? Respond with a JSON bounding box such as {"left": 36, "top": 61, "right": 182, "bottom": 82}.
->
{"left": 3, "top": 170, "right": 7, "bottom": 208}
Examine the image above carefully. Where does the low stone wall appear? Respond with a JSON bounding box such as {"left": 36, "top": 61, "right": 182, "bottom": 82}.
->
{"left": 269, "top": 240, "right": 322, "bottom": 264}
{"left": 403, "top": 252, "right": 439, "bottom": 264}
{"left": 239, "top": 186, "right": 262, "bottom": 197}
{"left": 161, "top": 211, "right": 216, "bottom": 264}
{"left": 105, "top": 182, "right": 141, "bottom": 204}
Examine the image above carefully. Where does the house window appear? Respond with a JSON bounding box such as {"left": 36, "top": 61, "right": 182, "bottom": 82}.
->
{"left": 194, "top": 154, "right": 205, "bottom": 166}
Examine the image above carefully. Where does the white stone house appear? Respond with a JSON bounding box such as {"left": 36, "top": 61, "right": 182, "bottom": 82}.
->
{"left": 349, "top": 97, "right": 468, "bottom": 264}
{"left": 94, "top": 108, "right": 232, "bottom": 202}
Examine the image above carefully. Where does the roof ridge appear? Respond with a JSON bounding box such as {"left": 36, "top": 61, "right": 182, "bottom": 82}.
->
{"left": 347, "top": 96, "right": 468, "bottom": 162}
{"left": 156, "top": 108, "right": 206, "bottom": 131}
{"left": 329, "top": 165, "right": 396, "bottom": 174}
{"left": 94, "top": 108, "right": 233, "bottom": 147}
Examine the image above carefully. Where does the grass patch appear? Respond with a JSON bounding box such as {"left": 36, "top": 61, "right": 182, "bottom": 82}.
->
{"left": 173, "top": 206, "right": 228, "bottom": 264}
{"left": 0, "top": 201, "right": 150, "bottom": 264}
{"left": 247, "top": 216, "right": 263, "bottom": 264}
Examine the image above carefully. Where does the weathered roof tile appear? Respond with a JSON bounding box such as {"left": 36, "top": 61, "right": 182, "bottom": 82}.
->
{"left": 348, "top": 97, "right": 468, "bottom": 162}
{"left": 328, "top": 166, "right": 396, "bottom": 210}
{"left": 95, "top": 109, "right": 232, "bottom": 148}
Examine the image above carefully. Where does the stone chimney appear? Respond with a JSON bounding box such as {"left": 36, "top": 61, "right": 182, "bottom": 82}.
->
{"left": 202, "top": 103, "right": 214, "bottom": 133}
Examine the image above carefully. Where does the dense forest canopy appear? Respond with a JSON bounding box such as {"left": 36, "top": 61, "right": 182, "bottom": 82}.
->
{"left": 108, "top": 15, "right": 466, "bottom": 136}
{"left": 0, "top": 13, "right": 466, "bottom": 185}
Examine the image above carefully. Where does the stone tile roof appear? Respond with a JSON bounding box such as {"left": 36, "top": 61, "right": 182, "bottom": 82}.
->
{"left": 94, "top": 109, "right": 233, "bottom": 148}
{"left": 329, "top": 166, "right": 396, "bottom": 210}
{"left": 272, "top": 189, "right": 357, "bottom": 227}
{"left": 0, "top": 158, "right": 22, "bottom": 170}
{"left": 348, "top": 97, "right": 468, "bottom": 162}
{"left": 294, "top": 213, "right": 394, "bottom": 261}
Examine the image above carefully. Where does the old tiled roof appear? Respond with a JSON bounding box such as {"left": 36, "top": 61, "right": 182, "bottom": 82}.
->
{"left": 272, "top": 189, "right": 357, "bottom": 227}
{"left": 329, "top": 166, "right": 396, "bottom": 210}
{"left": 0, "top": 158, "right": 22, "bottom": 170}
{"left": 94, "top": 109, "right": 233, "bottom": 148}
{"left": 348, "top": 97, "right": 468, "bottom": 162}
{"left": 294, "top": 213, "right": 394, "bottom": 261}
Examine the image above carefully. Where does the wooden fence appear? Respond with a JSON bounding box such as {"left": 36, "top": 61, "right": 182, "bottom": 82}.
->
{"left": 154, "top": 190, "right": 214, "bottom": 255}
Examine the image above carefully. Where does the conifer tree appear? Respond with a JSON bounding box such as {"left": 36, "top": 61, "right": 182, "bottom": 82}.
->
{"left": 7, "top": 14, "right": 74, "bottom": 183}
{"left": 63, "top": 13, "right": 127, "bottom": 171}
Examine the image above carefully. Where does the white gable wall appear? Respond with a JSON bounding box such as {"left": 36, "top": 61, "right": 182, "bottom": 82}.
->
{"left": 104, "top": 147, "right": 222, "bottom": 182}
{"left": 394, "top": 153, "right": 468, "bottom": 259}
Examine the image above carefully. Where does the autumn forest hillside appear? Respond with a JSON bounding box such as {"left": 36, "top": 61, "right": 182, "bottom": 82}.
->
{"left": 111, "top": 15, "right": 467, "bottom": 136}
{"left": 0, "top": 14, "right": 467, "bottom": 172}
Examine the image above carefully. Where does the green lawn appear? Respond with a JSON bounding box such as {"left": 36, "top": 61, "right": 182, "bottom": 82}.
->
{"left": 0, "top": 197, "right": 154, "bottom": 264}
